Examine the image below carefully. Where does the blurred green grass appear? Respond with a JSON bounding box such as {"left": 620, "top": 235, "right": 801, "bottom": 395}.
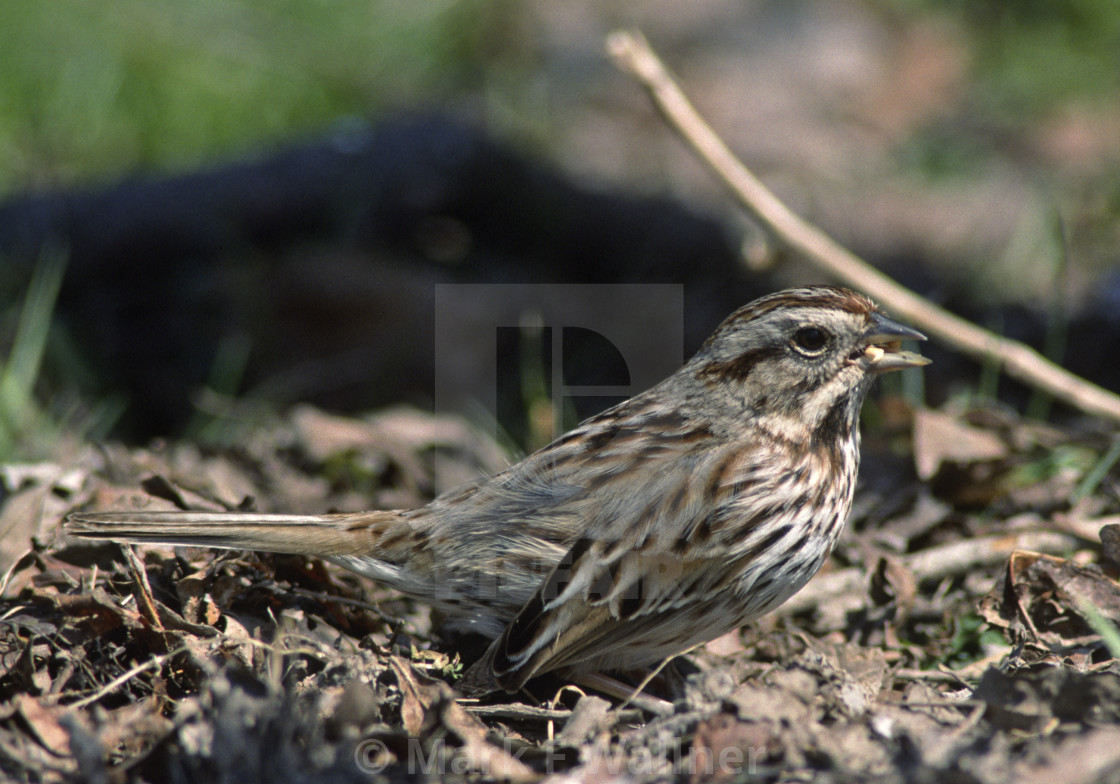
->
{"left": 0, "top": 0, "right": 513, "bottom": 196}
{"left": 4, "top": 1, "right": 1117, "bottom": 195}
{"left": 0, "top": 1, "right": 520, "bottom": 454}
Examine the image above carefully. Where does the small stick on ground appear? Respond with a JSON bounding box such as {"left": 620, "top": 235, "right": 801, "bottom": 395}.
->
{"left": 776, "top": 529, "right": 1079, "bottom": 618}
{"left": 69, "top": 646, "right": 191, "bottom": 709}
{"left": 607, "top": 29, "right": 1120, "bottom": 426}
{"left": 123, "top": 545, "right": 163, "bottom": 631}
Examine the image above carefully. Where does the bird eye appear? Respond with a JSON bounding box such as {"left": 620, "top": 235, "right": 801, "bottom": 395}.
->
{"left": 792, "top": 326, "right": 829, "bottom": 355}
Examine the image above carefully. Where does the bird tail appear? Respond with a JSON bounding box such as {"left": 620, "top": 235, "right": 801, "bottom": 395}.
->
{"left": 65, "top": 509, "right": 403, "bottom": 561}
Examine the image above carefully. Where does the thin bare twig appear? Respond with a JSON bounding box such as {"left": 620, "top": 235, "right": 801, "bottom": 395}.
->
{"left": 465, "top": 703, "right": 573, "bottom": 721}
{"left": 69, "top": 645, "right": 192, "bottom": 709}
{"left": 607, "top": 30, "right": 1120, "bottom": 425}
{"left": 122, "top": 544, "right": 162, "bottom": 630}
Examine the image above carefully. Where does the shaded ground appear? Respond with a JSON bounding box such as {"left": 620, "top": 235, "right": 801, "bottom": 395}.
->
{"left": 2, "top": 399, "right": 1120, "bottom": 782}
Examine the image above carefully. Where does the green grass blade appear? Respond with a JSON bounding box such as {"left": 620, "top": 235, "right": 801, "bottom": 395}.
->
{"left": 1073, "top": 437, "right": 1120, "bottom": 504}
{"left": 0, "top": 248, "right": 68, "bottom": 450}
{"left": 1077, "top": 597, "right": 1120, "bottom": 661}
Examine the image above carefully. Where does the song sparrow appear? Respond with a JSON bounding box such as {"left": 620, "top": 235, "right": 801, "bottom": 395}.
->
{"left": 67, "top": 286, "right": 928, "bottom": 694}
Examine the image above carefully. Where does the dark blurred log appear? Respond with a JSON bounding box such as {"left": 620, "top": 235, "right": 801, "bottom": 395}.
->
{"left": 0, "top": 114, "right": 1115, "bottom": 438}
{"left": 0, "top": 115, "right": 751, "bottom": 436}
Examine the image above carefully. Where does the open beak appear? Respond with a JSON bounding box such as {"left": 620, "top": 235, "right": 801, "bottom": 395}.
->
{"left": 861, "top": 312, "right": 931, "bottom": 374}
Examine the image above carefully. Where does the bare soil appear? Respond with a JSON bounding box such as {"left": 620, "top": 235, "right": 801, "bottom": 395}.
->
{"left": 2, "top": 400, "right": 1120, "bottom": 783}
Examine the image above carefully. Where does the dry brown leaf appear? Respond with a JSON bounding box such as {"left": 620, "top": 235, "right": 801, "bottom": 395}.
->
{"left": 912, "top": 408, "right": 1008, "bottom": 482}
{"left": 0, "top": 484, "right": 53, "bottom": 575}
{"left": 387, "top": 655, "right": 535, "bottom": 780}
{"left": 85, "top": 485, "right": 181, "bottom": 514}
{"left": 690, "top": 713, "right": 775, "bottom": 784}
{"left": 138, "top": 474, "right": 231, "bottom": 513}
{"left": 389, "top": 655, "right": 432, "bottom": 737}
{"left": 292, "top": 404, "right": 392, "bottom": 464}
{"left": 16, "top": 695, "right": 71, "bottom": 757}
{"left": 555, "top": 695, "right": 612, "bottom": 747}
{"left": 980, "top": 549, "right": 1120, "bottom": 654}
{"left": 868, "top": 553, "right": 918, "bottom": 620}
{"left": 33, "top": 586, "right": 144, "bottom": 637}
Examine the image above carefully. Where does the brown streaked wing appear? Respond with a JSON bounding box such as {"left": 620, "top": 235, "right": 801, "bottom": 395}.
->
{"left": 486, "top": 531, "right": 767, "bottom": 689}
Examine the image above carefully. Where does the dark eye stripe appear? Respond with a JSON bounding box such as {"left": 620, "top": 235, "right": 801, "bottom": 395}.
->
{"left": 697, "top": 346, "right": 782, "bottom": 384}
